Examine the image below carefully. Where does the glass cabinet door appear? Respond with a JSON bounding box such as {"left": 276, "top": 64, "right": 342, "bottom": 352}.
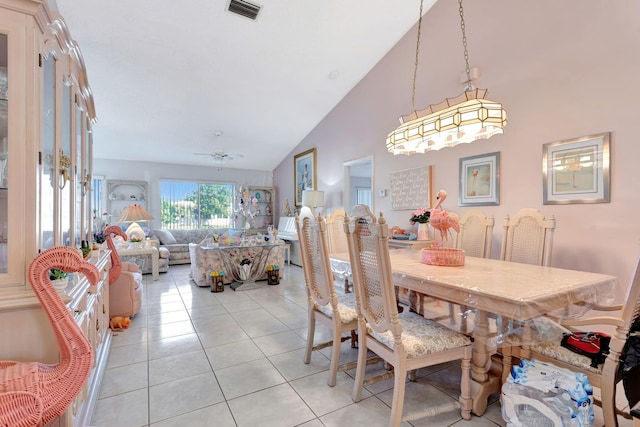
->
{"left": 74, "top": 104, "right": 82, "bottom": 247}
{"left": 60, "top": 83, "right": 72, "bottom": 246}
{"left": 0, "top": 34, "right": 6, "bottom": 273}
{"left": 83, "top": 117, "right": 92, "bottom": 243}
{"left": 40, "top": 54, "right": 56, "bottom": 250}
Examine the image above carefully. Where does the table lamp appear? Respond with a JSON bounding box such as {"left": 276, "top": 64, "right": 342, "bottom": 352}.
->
{"left": 301, "top": 190, "right": 324, "bottom": 209}
{"left": 116, "top": 204, "right": 154, "bottom": 240}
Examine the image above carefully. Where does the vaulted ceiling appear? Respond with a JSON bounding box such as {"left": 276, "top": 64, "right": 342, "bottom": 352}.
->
{"left": 54, "top": 0, "right": 437, "bottom": 171}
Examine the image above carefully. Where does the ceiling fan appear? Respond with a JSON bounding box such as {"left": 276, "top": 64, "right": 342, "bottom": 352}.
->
{"left": 193, "top": 131, "right": 243, "bottom": 163}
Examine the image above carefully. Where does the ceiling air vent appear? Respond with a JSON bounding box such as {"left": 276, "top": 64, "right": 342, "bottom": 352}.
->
{"left": 226, "top": 0, "right": 262, "bottom": 21}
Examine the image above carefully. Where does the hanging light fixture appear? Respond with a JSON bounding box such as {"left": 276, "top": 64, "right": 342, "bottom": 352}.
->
{"left": 386, "top": 0, "right": 507, "bottom": 155}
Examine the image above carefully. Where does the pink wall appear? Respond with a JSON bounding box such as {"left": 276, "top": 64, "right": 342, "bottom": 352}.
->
{"left": 273, "top": 0, "right": 640, "bottom": 299}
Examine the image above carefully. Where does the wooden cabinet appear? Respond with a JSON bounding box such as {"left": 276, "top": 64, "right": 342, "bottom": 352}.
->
{"left": 248, "top": 186, "right": 275, "bottom": 234}
{"left": 0, "top": 1, "right": 106, "bottom": 426}
{"left": 106, "top": 180, "right": 149, "bottom": 223}
{"left": 66, "top": 252, "right": 111, "bottom": 426}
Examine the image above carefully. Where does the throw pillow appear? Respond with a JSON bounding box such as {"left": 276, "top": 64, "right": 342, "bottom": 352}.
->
{"left": 154, "top": 229, "right": 177, "bottom": 245}
{"left": 158, "top": 247, "right": 170, "bottom": 259}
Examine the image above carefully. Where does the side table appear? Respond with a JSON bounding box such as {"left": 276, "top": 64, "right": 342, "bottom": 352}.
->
{"left": 117, "top": 246, "right": 159, "bottom": 280}
{"left": 387, "top": 239, "right": 432, "bottom": 250}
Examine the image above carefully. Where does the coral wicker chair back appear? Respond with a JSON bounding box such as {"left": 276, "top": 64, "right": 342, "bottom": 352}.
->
{"left": 344, "top": 204, "right": 473, "bottom": 426}
{"left": 105, "top": 225, "right": 127, "bottom": 284}
{"left": 295, "top": 207, "right": 358, "bottom": 387}
{"left": 326, "top": 208, "right": 348, "bottom": 255}
{"left": 454, "top": 210, "right": 494, "bottom": 258}
{"left": 0, "top": 247, "right": 98, "bottom": 427}
{"left": 500, "top": 208, "right": 555, "bottom": 266}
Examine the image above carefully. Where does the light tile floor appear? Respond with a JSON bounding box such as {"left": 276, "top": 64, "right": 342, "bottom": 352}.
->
{"left": 90, "top": 264, "right": 631, "bottom": 427}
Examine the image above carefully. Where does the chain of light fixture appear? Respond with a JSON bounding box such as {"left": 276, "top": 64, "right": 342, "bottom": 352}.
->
{"left": 458, "top": 0, "right": 472, "bottom": 90}
{"left": 385, "top": 0, "right": 507, "bottom": 156}
{"left": 411, "top": 0, "right": 424, "bottom": 112}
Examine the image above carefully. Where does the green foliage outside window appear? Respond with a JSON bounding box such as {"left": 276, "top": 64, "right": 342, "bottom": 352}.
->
{"left": 160, "top": 182, "right": 234, "bottom": 229}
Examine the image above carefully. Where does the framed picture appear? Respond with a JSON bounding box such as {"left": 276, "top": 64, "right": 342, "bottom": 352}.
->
{"left": 458, "top": 152, "right": 500, "bottom": 206}
{"left": 390, "top": 166, "right": 433, "bottom": 210}
{"left": 543, "top": 132, "right": 610, "bottom": 205}
{"left": 294, "top": 147, "right": 316, "bottom": 207}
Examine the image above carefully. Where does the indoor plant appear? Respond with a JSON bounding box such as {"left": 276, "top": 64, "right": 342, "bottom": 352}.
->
{"left": 49, "top": 268, "right": 69, "bottom": 291}
{"left": 410, "top": 208, "right": 431, "bottom": 240}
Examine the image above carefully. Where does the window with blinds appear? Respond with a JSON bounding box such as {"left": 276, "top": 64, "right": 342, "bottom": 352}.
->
{"left": 160, "top": 181, "right": 234, "bottom": 230}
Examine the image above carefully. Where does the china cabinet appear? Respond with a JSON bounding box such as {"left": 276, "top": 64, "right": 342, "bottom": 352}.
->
{"left": 0, "top": 1, "right": 106, "bottom": 425}
{"left": 106, "top": 180, "right": 149, "bottom": 222}
{"left": 248, "top": 186, "right": 275, "bottom": 234}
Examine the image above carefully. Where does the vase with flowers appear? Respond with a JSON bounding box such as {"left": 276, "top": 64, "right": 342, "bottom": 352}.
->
{"left": 93, "top": 210, "right": 109, "bottom": 244}
{"left": 410, "top": 207, "right": 431, "bottom": 240}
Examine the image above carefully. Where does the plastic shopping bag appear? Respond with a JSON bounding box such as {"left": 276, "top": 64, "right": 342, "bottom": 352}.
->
{"left": 502, "top": 358, "right": 594, "bottom": 427}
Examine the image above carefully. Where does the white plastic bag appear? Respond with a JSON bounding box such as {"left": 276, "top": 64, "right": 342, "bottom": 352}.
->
{"left": 502, "top": 358, "right": 594, "bottom": 427}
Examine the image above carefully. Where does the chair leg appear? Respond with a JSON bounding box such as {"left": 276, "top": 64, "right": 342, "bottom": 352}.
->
{"left": 351, "top": 328, "right": 368, "bottom": 403}
{"left": 501, "top": 344, "right": 513, "bottom": 384}
{"left": 390, "top": 367, "right": 407, "bottom": 427}
{"left": 459, "top": 349, "right": 472, "bottom": 420}
{"left": 304, "top": 313, "right": 315, "bottom": 364}
{"left": 600, "top": 361, "right": 619, "bottom": 427}
{"left": 327, "top": 329, "right": 342, "bottom": 387}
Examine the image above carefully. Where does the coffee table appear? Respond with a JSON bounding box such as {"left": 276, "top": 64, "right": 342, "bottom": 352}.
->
{"left": 117, "top": 246, "right": 159, "bottom": 280}
{"left": 191, "top": 242, "right": 285, "bottom": 291}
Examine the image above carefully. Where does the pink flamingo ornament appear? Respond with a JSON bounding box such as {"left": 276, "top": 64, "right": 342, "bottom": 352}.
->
{"left": 0, "top": 247, "right": 98, "bottom": 426}
{"left": 429, "top": 189, "right": 460, "bottom": 245}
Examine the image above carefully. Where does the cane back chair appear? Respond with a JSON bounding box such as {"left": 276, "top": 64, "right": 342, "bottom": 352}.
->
{"left": 344, "top": 204, "right": 472, "bottom": 426}
{"left": 295, "top": 207, "right": 358, "bottom": 387}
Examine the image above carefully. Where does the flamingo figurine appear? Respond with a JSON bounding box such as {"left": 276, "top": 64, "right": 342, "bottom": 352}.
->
{"left": 104, "top": 225, "right": 128, "bottom": 284}
{"left": 0, "top": 247, "right": 99, "bottom": 426}
{"left": 429, "top": 189, "right": 460, "bottom": 245}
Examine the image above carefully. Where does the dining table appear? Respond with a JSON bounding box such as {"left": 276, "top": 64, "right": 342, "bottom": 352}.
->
{"left": 330, "top": 249, "right": 617, "bottom": 416}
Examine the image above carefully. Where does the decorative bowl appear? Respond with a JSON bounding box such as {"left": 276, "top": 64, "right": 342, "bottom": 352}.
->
{"left": 420, "top": 248, "right": 465, "bottom": 266}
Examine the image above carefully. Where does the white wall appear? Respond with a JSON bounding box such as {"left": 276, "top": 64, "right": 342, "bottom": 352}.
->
{"left": 93, "top": 158, "right": 272, "bottom": 230}
{"left": 272, "top": 0, "right": 640, "bottom": 300}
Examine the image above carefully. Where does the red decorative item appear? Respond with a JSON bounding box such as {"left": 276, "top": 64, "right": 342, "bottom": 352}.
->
{"left": 561, "top": 331, "right": 611, "bottom": 368}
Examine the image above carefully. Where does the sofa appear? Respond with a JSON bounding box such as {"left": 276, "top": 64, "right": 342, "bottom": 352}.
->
{"left": 150, "top": 228, "right": 242, "bottom": 265}
{"left": 189, "top": 238, "right": 286, "bottom": 287}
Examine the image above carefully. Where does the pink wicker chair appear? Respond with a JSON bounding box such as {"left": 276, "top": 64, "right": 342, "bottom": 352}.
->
{"left": 104, "top": 226, "right": 142, "bottom": 318}
{"left": 0, "top": 246, "right": 99, "bottom": 427}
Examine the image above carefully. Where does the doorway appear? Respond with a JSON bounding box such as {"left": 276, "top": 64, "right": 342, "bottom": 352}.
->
{"left": 343, "top": 156, "right": 373, "bottom": 213}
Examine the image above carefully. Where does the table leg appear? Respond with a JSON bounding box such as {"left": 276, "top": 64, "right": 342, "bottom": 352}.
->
{"left": 470, "top": 309, "right": 502, "bottom": 416}
{"left": 151, "top": 249, "right": 159, "bottom": 281}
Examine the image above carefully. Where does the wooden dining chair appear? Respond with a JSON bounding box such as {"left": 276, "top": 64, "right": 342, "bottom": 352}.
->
{"left": 453, "top": 210, "right": 495, "bottom": 334}
{"left": 295, "top": 207, "right": 358, "bottom": 387}
{"left": 500, "top": 208, "right": 555, "bottom": 267}
{"left": 497, "top": 208, "right": 556, "bottom": 339}
{"left": 325, "top": 208, "right": 351, "bottom": 292}
{"left": 326, "top": 208, "right": 349, "bottom": 255}
{"left": 344, "top": 204, "right": 472, "bottom": 426}
{"left": 455, "top": 209, "right": 495, "bottom": 258}
{"left": 502, "top": 254, "right": 640, "bottom": 427}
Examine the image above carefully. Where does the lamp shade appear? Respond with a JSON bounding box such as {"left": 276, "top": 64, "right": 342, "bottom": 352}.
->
{"left": 386, "top": 89, "right": 507, "bottom": 155}
{"left": 116, "top": 204, "right": 154, "bottom": 223}
{"left": 301, "top": 190, "right": 324, "bottom": 208}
